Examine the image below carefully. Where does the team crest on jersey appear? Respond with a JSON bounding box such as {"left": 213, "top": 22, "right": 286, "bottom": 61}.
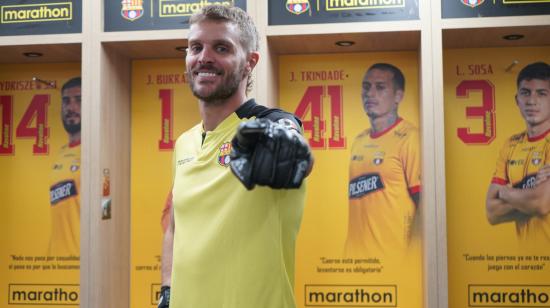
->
{"left": 286, "top": 0, "right": 310, "bottom": 15}
{"left": 532, "top": 152, "right": 542, "bottom": 165}
{"left": 218, "top": 142, "right": 232, "bottom": 167}
{"left": 373, "top": 151, "right": 385, "bottom": 165}
{"left": 121, "top": 0, "right": 144, "bottom": 21}
{"left": 461, "top": 0, "right": 485, "bottom": 8}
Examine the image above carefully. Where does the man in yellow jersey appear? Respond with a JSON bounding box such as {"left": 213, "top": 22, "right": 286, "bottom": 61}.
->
{"left": 48, "top": 77, "right": 81, "bottom": 256}
{"left": 158, "top": 5, "right": 312, "bottom": 308}
{"left": 345, "top": 63, "right": 421, "bottom": 258}
{"left": 486, "top": 62, "right": 550, "bottom": 247}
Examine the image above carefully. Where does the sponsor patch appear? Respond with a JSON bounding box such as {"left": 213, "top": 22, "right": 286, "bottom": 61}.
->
{"left": 50, "top": 180, "right": 78, "bottom": 205}
{"left": 218, "top": 142, "right": 232, "bottom": 167}
{"left": 513, "top": 175, "right": 536, "bottom": 189}
{"left": 349, "top": 173, "right": 384, "bottom": 199}
{"left": 508, "top": 159, "right": 525, "bottom": 166}
{"left": 177, "top": 157, "right": 194, "bottom": 166}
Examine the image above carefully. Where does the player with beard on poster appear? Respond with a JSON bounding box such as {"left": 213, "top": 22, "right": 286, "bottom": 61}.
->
{"left": 157, "top": 5, "right": 313, "bottom": 308}
{"left": 486, "top": 61, "right": 550, "bottom": 247}
{"left": 48, "top": 77, "right": 81, "bottom": 256}
{"left": 345, "top": 63, "right": 421, "bottom": 258}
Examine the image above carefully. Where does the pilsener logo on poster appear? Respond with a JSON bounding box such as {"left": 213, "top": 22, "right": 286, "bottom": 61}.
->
{"left": 1, "top": 3, "right": 72, "bottom": 24}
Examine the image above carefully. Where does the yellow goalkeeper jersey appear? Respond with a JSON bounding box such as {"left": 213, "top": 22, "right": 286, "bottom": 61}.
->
{"left": 345, "top": 118, "right": 421, "bottom": 258}
{"left": 170, "top": 100, "right": 306, "bottom": 308}
{"left": 48, "top": 141, "right": 80, "bottom": 256}
{"left": 491, "top": 129, "right": 550, "bottom": 245}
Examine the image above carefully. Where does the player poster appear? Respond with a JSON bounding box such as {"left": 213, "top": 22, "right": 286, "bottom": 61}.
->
{"left": 445, "top": 46, "right": 550, "bottom": 308}
{"left": 279, "top": 52, "right": 423, "bottom": 308}
{"left": 130, "top": 59, "right": 200, "bottom": 307}
{"left": 0, "top": 63, "right": 81, "bottom": 306}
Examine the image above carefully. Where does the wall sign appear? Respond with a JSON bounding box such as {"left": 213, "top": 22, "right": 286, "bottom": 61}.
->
{"left": 443, "top": 0, "right": 550, "bottom": 18}
{"left": 269, "top": 0, "right": 418, "bottom": 26}
{"left": 0, "top": 0, "right": 81, "bottom": 36}
{"left": 105, "top": 0, "right": 247, "bottom": 32}
{"left": 444, "top": 47, "right": 550, "bottom": 308}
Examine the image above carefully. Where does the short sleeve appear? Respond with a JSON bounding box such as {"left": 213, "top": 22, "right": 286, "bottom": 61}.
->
{"left": 491, "top": 140, "right": 510, "bottom": 185}
{"left": 400, "top": 128, "right": 421, "bottom": 196}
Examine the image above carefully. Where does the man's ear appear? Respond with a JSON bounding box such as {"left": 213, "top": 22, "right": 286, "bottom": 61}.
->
{"left": 395, "top": 89, "right": 404, "bottom": 105}
{"left": 246, "top": 51, "right": 260, "bottom": 73}
{"left": 515, "top": 94, "right": 519, "bottom": 106}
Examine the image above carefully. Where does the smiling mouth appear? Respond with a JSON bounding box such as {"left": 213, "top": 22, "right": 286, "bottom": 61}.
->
{"left": 196, "top": 72, "right": 218, "bottom": 77}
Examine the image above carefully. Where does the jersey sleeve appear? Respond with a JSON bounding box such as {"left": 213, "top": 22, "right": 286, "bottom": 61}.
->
{"left": 400, "top": 128, "right": 421, "bottom": 196}
{"left": 545, "top": 139, "right": 550, "bottom": 165}
{"left": 491, "top": 139, "right": 510, "bottom": 185}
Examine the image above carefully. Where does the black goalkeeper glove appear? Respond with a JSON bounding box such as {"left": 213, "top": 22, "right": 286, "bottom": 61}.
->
{"left": 158, "top": 286, "right": 170, "bottom": 308}
{"left": 229, "top": 118, "right": 312, "bottom": 190}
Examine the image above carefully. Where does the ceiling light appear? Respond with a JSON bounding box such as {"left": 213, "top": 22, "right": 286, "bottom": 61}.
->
{"left": 335, "top": 40, "right": 355, "bottom": 47}
{"left": 23, "top": 52, "right": 43, "bottom": 58}
{"left": 502, "top": 34, "right": 524, "bottom": 41}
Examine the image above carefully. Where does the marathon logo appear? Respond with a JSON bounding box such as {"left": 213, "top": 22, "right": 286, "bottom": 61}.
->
{"left": 1, "top": 2, "right": 72, "bottom": 24}
{"left": 513, "top": 175, "right": 536, "bottom": 190}
{"left": 326, "top": 0, "right": 405, "bottom": 11}
{"left": 8, "top": 284, "right": 79, "bottom": 305}
{"left": 349, "top": 173, "right": 384, "bottom": 199}
{"left": 50, "top": 180, "right": 78, "bottom": 205}
{"left": 305, "top": 285, "right": 396, "bottom": 307}
{"left": 469, "top": 285, "right": 550, "bottom": 307}
{"left": 159, "top": 0, "right": 234, "bottom": 17}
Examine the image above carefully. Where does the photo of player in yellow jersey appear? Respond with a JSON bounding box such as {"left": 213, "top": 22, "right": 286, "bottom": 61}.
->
{"left": 48, "top": 77, "right": 81, "bottom": 256}
{"left": 486, "top": 62, "right": 550, "bottom": 246}
{"left": 345, "top": 63, "right": 421, "bottom": 257}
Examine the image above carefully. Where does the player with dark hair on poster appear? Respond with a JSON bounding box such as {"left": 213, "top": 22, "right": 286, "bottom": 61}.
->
{"left": 344, "top": 63, "right": 421, "bottom": 257}
{"left": 486, "top": 61, "right": 550, "bottom": 246}
{"left": 48, "top": 77, "right": 81, "bottom": 256}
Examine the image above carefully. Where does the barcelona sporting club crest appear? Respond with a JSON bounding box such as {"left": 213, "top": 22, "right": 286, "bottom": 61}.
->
{"left": 121, "top": 0, "right": 144, "bottom": 21}
{"left": 460, "top": 0, "right": 485, "bottom": 8}
{"left": 218, "top": 142, "right": 232, "bottom": 167}
{"left": 286, "top": 0, "right": 310, "bottom": 15}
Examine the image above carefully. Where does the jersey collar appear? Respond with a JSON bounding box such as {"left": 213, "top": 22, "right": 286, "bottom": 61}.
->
{"left": 527, "top": 127, "right": 550, "bottom": 142}
{"left": 370, "top": 118, "right": 403, "bottom": 139}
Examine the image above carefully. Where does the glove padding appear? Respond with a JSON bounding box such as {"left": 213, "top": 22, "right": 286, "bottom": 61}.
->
{"left": 157, "top": 286, "right": 170, "bottom": 308}
{"left": 230, "top": 118, "right": 312, "bottom": 190}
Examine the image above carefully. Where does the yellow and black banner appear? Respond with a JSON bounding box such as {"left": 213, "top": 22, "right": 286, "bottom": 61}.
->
{"left": 444, "top": 46, "right": 550, "bottom": 308}
{"left": 0, "top": 0, "right": 81, "bottom": 36}
{"left": 0, "top": 63, "right": 81, "bottom": 307}
{"left": 268, "top": 0, "right": 418, "bottom": 25}
{"left": 442, "top": 0, "right": 550, "bottom": 18}
{"left": 104, "top": 0, "right": 246, "bottom": 32}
